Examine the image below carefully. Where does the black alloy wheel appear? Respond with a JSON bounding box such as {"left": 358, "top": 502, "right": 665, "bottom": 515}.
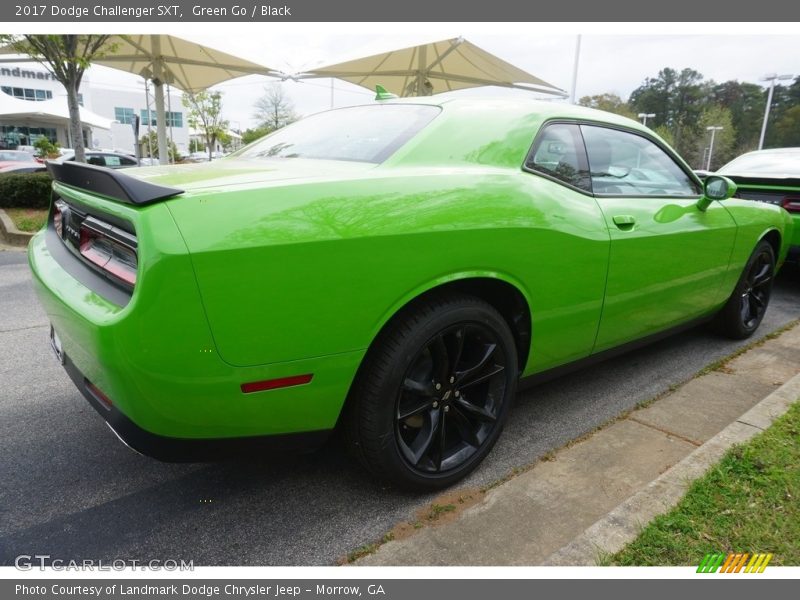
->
{"left": 739, "top": 248, "right": 773, "bottom": 330}
{"left": 712, "top": 240, "right": 775, "bottom": 339}
{"left": 395, "top": 323, "right": 508, "bottom": 474}
{"left": 345, "top": 293, "right": 518, "bottom": 490}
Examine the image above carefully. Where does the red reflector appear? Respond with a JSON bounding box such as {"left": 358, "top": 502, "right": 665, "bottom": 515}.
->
{"left": 241, "top": 374, "right": 313, "bottom": 394}
{"left": 85, "top": 380, "right": 113, "bottom": 410}
{"left": 782, "top": 197, "right": 800, "bottom": 213}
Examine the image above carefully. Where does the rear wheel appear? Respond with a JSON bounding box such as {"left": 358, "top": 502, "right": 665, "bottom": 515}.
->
{"left": 345, "top": 294, "right": 518, "bottom": 490}
{"left": 712, "top": 240, "right": 775, "bottom": 339}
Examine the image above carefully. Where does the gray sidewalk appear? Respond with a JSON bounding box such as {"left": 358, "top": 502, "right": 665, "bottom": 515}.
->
{"left": 356, "top": 324, "right": 800, "bottom": 566}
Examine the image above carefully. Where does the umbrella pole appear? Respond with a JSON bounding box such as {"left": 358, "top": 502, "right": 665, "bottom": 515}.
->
{"left": 417, "top": 46, "right": 427, "bottom": 96}
{"left": 151, "top": 36, "right": 169, "bottom": 165}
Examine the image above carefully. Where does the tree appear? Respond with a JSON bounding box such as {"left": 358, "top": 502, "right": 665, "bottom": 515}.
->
{"left": 652, "top": 124, "right": 675, "bottom": 147}
{"left": 764, "top": 77, "right": 800, "bottom": 148}
{"left": 33, "top": 137, "right": 60, "bottom": 159}
{"left": 711, "top": 81, "right": 764, "bottom": 153}
{"left": 772, "top": 105, "right": 800, "bottom": 148}
{"left": 253, "top": 83, "right": 297, "bottom": 130}
{"left": 578, "top": 93, "right": 637, "bottom": 120}
{"left": 182, "top": 90, "right": 229, "bottom": 161}
{"left": 242, "top": 126, "right": 274, "bottom": 145}
{"left": 629, "top": 67, "right": 709, "bottom": 155}
{"left": 139, "top": 131, "right": 178, "bottom": 162}
{"left": 691, "top": 105, "right": 736, "bottom": 170}
{"left": 0, "top": 35, "right": 111, "bottom": 163}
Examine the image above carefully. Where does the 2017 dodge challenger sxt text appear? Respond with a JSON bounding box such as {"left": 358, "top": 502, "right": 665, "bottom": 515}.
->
{"left": 28, "top": 98, "right": 792, "bottom": 489}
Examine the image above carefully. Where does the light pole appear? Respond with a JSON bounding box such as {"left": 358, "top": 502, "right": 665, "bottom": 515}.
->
{"left": 570, "top": 35, "right": 582, "bottom": 104}
{"left": 638, "top": 113, "right": 656, "bottom": 127}
{"left": 758, "top": 73, "right": 793, "bottom": 150}
{"left": 706, "top": 126, "right": 723, "bottom": 171}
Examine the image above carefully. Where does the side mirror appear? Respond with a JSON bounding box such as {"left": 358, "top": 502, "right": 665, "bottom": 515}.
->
{"left": 697, "top": 175, "right": 737, "bottom": 211}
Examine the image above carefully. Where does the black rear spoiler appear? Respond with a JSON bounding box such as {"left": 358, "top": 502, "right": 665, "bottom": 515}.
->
{"left": 726, "top": 175, "right": 800, "bottom": 189}
{"left": 46, "top": 160, "right": 183, "bottom": 206}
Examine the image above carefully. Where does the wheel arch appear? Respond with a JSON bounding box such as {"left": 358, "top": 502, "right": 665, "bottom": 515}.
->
{"left": 368, "top": 272, "right": 533, "bottom": 374}
{"left": 759, "top": 228, "right": 782, "bottom": 261}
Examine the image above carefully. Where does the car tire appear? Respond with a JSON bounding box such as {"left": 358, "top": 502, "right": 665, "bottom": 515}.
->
{"left": 711, "top": 240, "right": 776, "bottom": 340}
{"left": 344, "top": 293, "right": 518, "bottom": 491}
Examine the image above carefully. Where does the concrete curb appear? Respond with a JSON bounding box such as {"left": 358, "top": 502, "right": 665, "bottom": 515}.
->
{"left": 542, "top": 371, "right": 800, "bottom": 566}
{"left": 0, "top": 209, "right": 34, "bottom": 248}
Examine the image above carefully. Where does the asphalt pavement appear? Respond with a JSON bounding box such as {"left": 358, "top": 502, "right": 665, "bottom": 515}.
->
{"left": 1, "top": 247, "right": 799, "bottom": 566}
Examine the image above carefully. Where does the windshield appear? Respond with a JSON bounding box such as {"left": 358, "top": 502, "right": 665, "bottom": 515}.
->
{"left": 233, "top": 104, "right": 441, "bottom": 164}
{"left": 719, "top": 151, "right": 800, "bottom": 175}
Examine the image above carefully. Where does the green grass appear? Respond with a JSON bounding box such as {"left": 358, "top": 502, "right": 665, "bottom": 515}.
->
{"left": 612, "top": 401, "right": 800, "bottom": 566}
{"left": 5, "top": 207, "right": 47, "bottom": 232}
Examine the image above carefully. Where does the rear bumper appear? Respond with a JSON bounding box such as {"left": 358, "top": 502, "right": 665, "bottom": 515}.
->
{"left": 28, "top": 228, "right": 365, "bottom": 446}
{"left": 62, "top": 353, "right": 331, "bottom": 461}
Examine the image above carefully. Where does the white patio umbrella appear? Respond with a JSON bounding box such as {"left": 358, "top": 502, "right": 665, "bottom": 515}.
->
{"left": 92, "top": 35, "right": 281, "bottom": 164}
{"left": 1, "top": 35, "right": 282, "bottom": 164}
{"left": 298, "top": 37, "right": 567, "bottom": 98}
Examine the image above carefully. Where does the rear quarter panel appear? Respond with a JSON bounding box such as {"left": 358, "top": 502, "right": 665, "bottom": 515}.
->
{"left": 167, "top": 166, "right": 611, "bottom": 375}
{"left": 719, "top": 199, "right": 792, "bottom": 292}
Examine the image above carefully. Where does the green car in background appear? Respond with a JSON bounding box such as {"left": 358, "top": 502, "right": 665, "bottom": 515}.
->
{"left": 28, "top": 98, "right": 792, "bottom": 490}
{"left": 715, "top": 148, "right": 800, "bottom": 263}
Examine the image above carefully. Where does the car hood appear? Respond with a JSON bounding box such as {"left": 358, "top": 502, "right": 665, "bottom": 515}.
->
{"left": 128, "top": 157, "right": 378, "bottom": 193}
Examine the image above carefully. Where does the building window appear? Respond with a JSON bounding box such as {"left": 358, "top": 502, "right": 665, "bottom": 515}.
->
{"left": 140, "top": 109, "right": 156, "bottom": 127}
{"left": 166, "top": 111, "right": 183, "bottom": 128}
{"left": 140, "top": 109, "right": 183, "bottom": 128}
{"left": 114, "top": 107, "right": 135, "bottom": 125}
{"left": 0, "top": 125, "right": 57, "bottom": 149}
{"left": 1, "top": 86, "right": 53, "bottom": 101}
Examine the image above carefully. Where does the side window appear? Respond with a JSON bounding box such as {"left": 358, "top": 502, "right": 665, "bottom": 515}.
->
{"left": 525, "top": 123, "right": 591, "bottom": 192}
{"left": 104, "top": 155, "right": 122, "bottom": 167}
{"left": 87, "top": 156, "right": 105, "bottom": 167}
{"left": 580, "top": 125, "right": 700, "bottom": 197}
{"left": 120, "top": 156, "right": 138, "bottom": 166}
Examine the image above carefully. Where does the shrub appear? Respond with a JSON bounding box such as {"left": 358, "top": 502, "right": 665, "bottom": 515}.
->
{"left": 33, "top": 137, "right": 61, "bottom": 159}
{"left": 0, "top": 172, "right": 53, "bottom": 209}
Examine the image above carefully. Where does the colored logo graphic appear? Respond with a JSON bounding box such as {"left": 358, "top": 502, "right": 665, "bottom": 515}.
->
{"left": 697, "top": 552, "right": 772, "bottom": 573}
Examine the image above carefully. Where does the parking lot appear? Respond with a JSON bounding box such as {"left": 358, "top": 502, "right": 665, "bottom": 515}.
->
{"left": 1, "top": 247, "right": 799, "bottom": 566}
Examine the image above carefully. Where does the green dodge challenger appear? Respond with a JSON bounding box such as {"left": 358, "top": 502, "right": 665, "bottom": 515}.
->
{"left": 28, "top": 97, "right": 793, "bottom": 489}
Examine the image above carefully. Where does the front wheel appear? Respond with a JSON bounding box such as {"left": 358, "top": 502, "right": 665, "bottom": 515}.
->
{"left": 345, "top": 294, "right": 518, "bottom": 491}
{"left": 712, "top": 240, "right": 775, "bottom": 339}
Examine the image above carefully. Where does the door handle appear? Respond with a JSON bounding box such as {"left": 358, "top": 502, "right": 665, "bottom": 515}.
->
{"left": 612, "top": 215, "right": 636, "bottom": 230}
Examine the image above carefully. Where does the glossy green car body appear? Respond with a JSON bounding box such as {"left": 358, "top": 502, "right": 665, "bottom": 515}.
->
{"left": 28, "top": 98, "right": 792, "bottom": 459}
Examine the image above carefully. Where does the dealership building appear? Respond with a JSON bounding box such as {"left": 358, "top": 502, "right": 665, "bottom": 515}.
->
{"left": 0, "top": 61, "right": 189, "bottom": 156}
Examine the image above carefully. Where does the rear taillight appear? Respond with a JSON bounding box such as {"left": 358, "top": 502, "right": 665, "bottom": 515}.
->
{"left": 781, "top": 197, "right": 800, "bottom": 213}
{"left": 79, "top": 218, "right": 137, "bottom": 287}
{"left": 53, "top": 199, "right": 66, "bottom": 238}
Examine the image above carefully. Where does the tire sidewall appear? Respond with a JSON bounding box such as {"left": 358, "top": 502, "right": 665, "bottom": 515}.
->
{"left": 369, "top": 300, "right": 518, "bottom": 490}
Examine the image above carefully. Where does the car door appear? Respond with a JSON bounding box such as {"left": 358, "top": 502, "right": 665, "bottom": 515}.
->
{"left": 523, "top": 123, "right": 610, "bottom": 370}
{"left": 581, "top": 124, "right": 738, "bottom": 352}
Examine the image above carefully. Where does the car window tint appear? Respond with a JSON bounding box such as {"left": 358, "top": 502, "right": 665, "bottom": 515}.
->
{"left": 234, "top": 104, "right": 441, "bottom": 164}
{"left": 104, "top": 155, "right": 122, "bottom": 167}
{"left": 87, "top": 156, "right": 105, "bottom": 167}
{"left": 120, "top": 156, "right": 137, "bottom": 166}
{"left": 580, "top": 125, "right": 699, "bottom": 197}
{"left": 526, "top": 123, "right": 591, "bottom": 192}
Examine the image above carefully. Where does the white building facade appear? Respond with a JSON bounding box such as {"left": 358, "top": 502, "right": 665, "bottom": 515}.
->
{"left": 0, "top": 61, "right": 190, "bottom": 157}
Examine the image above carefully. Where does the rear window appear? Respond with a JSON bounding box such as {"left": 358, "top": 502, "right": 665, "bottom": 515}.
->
{"left": 233, "top": 104, "right": 441, "bottom": 164}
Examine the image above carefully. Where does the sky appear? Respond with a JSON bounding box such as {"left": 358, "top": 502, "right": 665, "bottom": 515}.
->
{"left": 11, "top": 24, "right": 800, "bottom": 131}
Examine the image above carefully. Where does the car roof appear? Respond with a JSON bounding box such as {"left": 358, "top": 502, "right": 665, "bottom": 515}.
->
{"left": 366, "top": 95, "right": 659, "bottom": 169}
